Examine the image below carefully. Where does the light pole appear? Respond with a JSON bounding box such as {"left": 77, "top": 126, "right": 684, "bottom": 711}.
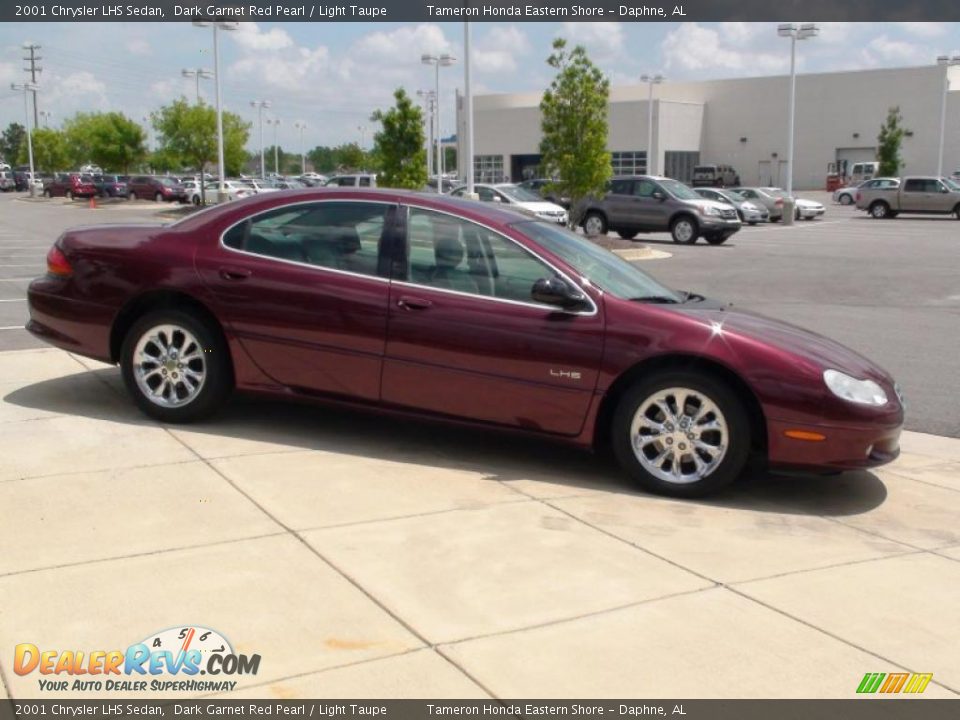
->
{"left": 193, "top": 21, "right": 238, "bottom": 203}
{"left": 777, "top": 22, "right": 818, "bottom": 204}
{"left": 11, "top": 82, "right": 38, "bottom": 196}
{"left": 294, "top": 121, "right": 307, "bottom": 175}
{"left": 417, "top": 89, "right": 436, "bottom": 187}
{"left": 640, "top": 74, "right": 664, "bottom": 175}
{"left": 39, "top": 110, "right": 52, "bottom": 128}
{"left": 181, "top": 68, "right": 213, "bottom": 103}
{"left": 266, "top": 117, "right": 281, "bottom": 176}
{"left": 250, "top": 100, "right": 271, "bottom": 179}
{"left": 936, "top": 55, "right": 960, "bottom": 178}
{"left": 357, "top": 125, "right": 367, "bottom": 150}
{"left": 464, "top": 22, "right": 475, "bottom": 195}
{"left": 422, "top": 53, "right": 456, "bottom": 192}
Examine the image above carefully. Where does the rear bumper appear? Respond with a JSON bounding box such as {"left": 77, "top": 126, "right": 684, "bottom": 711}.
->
{"left": 27, "top": 280, "right": 114, "bottom": 363}
{"left": 767, "top": 417, "right": 902, "bottom": 471}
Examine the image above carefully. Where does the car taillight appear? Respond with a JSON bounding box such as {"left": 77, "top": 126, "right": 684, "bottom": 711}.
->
{"left": 46, "top": 246, "right": 73, "bottom": 277}
{"left": 775, "top": 198, "right": 783, "bottom": 206}
{"left": 856, "top": 192, "right": 861, "bottom": 202}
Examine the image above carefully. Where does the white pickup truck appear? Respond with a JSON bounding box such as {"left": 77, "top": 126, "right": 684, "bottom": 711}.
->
{"left": 855, "top": 176, "right": 960, "bottom": 219}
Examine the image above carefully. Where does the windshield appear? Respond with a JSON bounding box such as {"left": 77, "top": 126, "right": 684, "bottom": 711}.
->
{"left": 497, "top": 185, "right": 543, "bottom": 203}
{"left": 943, "top": 177, "right": 960, "bottom": 191}
{"left": 659, "top": 179, "right": 702, "bottom": 201}
{"left": 513, "top": 221, "right": 682, "bottom": 302}
{"left": 159, "top": 177, "right": 179, "bottom": 186}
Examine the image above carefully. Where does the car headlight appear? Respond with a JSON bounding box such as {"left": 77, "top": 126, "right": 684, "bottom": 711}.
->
{"left": 700, "top": 205, "right": 722, "bottom": 217}
{"left": 823, "top": 369, "right": 888, "bottom": 406}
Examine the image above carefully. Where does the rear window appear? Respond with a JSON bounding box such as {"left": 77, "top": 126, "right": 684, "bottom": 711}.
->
{"left": 694, "top": 166, "right": 717, "bottom": 174}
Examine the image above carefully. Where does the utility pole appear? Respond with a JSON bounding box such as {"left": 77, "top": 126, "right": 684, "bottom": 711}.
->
{"left": 22, "top": 43, "right": 42, "bottom": 129}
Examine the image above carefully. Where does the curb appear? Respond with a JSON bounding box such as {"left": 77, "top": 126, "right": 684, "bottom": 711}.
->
{"left": 611, "top": 245, "right": 673, "bottom": 261}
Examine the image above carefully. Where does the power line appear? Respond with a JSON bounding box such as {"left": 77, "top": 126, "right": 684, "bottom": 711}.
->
{"left": 22, "top": 43, "right": 42, "bottom": 129}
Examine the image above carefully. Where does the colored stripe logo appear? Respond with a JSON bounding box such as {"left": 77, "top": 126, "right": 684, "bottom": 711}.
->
{"left": 857, "top": 672, "right": 933, "bottom": 694}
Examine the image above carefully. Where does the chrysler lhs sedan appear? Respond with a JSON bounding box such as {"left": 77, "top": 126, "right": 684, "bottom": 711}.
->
{"left": 26, "top": 189, "right": 904, "bottom": 497}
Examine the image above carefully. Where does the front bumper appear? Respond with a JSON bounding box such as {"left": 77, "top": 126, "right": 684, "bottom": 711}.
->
{"left": 798, "top": 207, "right": 825, "bottom": 219}
{"left": 767, "top": 417, "right": 902, "bottom": 471}
{"left": 700, "top": 216, "right": 742, "bottom": 235}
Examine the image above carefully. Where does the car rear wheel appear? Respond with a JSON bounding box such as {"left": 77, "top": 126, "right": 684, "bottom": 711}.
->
{"left": 121, "top": 310, "right": 232, "bottom": 423}
{"left": 65, "top": 190, "right": 73, "bottom": 200}
{"left": 154, "top": 192, "right": 164, "bottom": 203}
{"left": 618, "top": 230, "right": 639, "bottom": 240}
{"left": 612, "top": 372, "right": 751, "bottom": 497}
{"left": 192, "top": 194, "right": 202, "bottom": 206}
{"left": 582, "top": 212, "right": 607, "bottom": 236}
{"left": 839, "top": 194, "right": 853, "bottom": 205}
{"left": 670, "top": 216, "right": 698, "bottom": 244}
{"left": 705, "top": 236, "right": 728, "bottom": 245}
{"left": 43, "top": 189, "right": 52, "bottom": 198}
{"left": 870, "top": 201, "right": 890, "bottom": 219}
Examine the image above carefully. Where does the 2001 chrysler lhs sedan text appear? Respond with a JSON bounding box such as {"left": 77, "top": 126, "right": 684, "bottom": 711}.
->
{"left": 26, "top": 189, "right": 904, "bottom": 497}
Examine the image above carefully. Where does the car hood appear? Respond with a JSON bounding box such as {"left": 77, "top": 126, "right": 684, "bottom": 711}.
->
{"left": 687, "top": 199, "right": 730, "bottom": 212}
{"left": 795, "top": 198, "right": 824, "bottom": 208}
{"left": 514, "top": 200, "right": 566, "bottom": 213}
{"left": 673, "top": 304, "right": 890, "bottom": 382}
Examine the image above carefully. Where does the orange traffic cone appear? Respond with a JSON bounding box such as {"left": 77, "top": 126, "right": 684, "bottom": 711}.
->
{"left": 89, "top": 195, "right": 96, "bottom": 209}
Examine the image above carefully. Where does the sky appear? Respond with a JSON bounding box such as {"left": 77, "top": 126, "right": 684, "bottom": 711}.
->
{"left": 1, "top": 21, "right": 959, "bottom": 153}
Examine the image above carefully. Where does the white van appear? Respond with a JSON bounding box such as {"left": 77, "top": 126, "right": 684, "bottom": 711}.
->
{"left": 323, "top": 174, "right": 377, "bottom": 188}
{"left": 849, "top": 162, "right": 879, "bottom": 185}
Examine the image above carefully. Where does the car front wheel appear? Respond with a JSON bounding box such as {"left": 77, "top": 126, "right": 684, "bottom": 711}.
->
{"left": 870, "top": 201, "right": 890, "bottom": 219}
{"left": 121, "top": 310, "right": 232, "bottom": 423}
{"left": 839, "top": 194, "right": 853, "bottom": 205}
{"left": 611, "top": 372, "right": 751, "bottom": 497}
{"left": 582, "top": 212, "right": 608, "bottom": 236}
{"left": 154, "top": 192, "right": 164, "bottom": 202}
{"left": 671, "top": 216, "right": 698, "bottom": 244}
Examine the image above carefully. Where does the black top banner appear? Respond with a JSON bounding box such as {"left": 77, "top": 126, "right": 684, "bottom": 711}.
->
{"left": 5, "top": 0, "right": 960, "bottom": 22}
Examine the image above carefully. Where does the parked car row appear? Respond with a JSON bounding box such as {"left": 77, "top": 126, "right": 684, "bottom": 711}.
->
{"left": 854, "top": 176, "right": 960, "bottom": 219}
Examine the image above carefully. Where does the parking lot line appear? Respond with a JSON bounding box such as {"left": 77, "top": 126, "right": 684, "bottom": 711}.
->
{"left": 0, "top": 327, "right": 25, "bottom": 331}
{"left": 0, "top": 299, "right": 26, "bottom": 303}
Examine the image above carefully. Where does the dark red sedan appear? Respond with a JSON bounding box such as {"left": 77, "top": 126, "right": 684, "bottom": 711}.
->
{"left": 26, "top": 189, "right": 904, "bottom": 496}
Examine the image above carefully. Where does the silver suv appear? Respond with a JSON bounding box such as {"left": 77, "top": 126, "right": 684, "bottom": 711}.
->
{"left": 578, "top": 175, "right": 742, "bottom": 245}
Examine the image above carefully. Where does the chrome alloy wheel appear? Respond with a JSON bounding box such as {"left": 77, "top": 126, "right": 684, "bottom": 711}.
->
{"left": 673, "top": 219, "right": 695, "bottom": 243}
{"left": 583, "top": 214, "right": 605, "bottom": 236}
{"left": 629, "top": 387, "right": 728, "bottom": 484}
{"left": 133, "top": 324, "right": 206, "bottom": 408}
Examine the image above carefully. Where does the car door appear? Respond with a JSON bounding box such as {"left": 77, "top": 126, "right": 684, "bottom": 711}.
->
{"left": 929, "top": 179, "right": 957, "bottom": 212}
{"left": 194, "top": 199, "right": 397, "bottom": 401}
{"left": 633, "top": 178, "right": 671, "bottom": 229}
{"left": 380, "top": 205, "right": 604, "bottom": 436}
{"left": 603, "top": 178, "right": 636, "bottom": 229}
{"left": 900, "top": 179, "right": 937, "bottom": 212}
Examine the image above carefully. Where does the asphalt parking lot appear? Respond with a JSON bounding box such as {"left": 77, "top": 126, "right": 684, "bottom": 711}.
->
{"left": 1, "top": 192, "right": 959, "bottom": 700}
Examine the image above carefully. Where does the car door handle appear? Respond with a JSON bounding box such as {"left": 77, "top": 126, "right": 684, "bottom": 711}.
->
{"left": 219, "top": 267, "right": 251, "bottom": 281}
{"left": 397, "top": 296, "right": 432, "bottom": 310}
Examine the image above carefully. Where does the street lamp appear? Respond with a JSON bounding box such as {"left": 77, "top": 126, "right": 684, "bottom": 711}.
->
{"left": 464, "top": 22, "right": 475, "bottom": 195}
{"left": 192, "top": 20, "right": 238, "bottom": 203}
{"left": 294, "top": 121, "right": 307, "bottom": 175}
{"left": 11, "top": 82, "right": 38, "bottom": 196}
{"left": 777, "top": 22, "right": 819, "bottom": 204}
{"left": 422, "top": 53, "right": 456, "bottom": 192}
{"left": 39, "top": 110, "right": 52, "bottom": 128}
{"left": 417, "top": 89, "right": 436, "bottom": 187}
{"left": 266, "top": 117, "right": 281, "bottom": 176}
{"left": 936, "top": 55, "right": 960, "bottom": 177}
{"left": 640, "top": 74, "right": 664, "bottom": 175}
{"left": 357, "top": 125, "right": 367, "bottom": 150}
{"left": 181, "top": 68, "right": 214, "bottom": 103}
{"left": 250, "top": 100, "right": 272, "bottom": 179}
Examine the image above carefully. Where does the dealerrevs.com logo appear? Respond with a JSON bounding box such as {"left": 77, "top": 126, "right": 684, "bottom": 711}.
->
{"left": 14, "top": 626, "right": 261, "bottom": 693}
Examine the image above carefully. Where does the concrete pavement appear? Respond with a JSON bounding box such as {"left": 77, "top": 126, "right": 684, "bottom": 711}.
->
{"left": 0, "top": 348, "right": 958, "bottom": 699}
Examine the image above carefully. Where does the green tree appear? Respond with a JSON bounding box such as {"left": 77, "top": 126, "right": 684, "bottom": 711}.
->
{"left": 306, "top": 145, "right": 337, "bottom": 172}
{"left": 877, "top": 106, "right": 908, "bottom": 177}
{"left": 337, "top": 142, "right": 369, "bottom": 172}
{"left": 62, "top": 112, "right": 147, "bottom": 172}
{"left": 152, "top": 99, "right": 250, "bottom": 201}
{"left": 444, "top": 146, "right": 457, "bottom": 175}
{"left": 1, "top": 123, "right": 26, "bottom": 165}
{"left": 370, "top": 88, "right": 427, "bottom": 189}
{"left": 17, "top": 128, "right": 70, "bottom": 172}
{"left": 539, "top": 38, "right": 612, "bottom": 227}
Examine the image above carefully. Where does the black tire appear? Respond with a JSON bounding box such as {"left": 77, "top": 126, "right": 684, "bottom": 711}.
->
{"left": 154, "top": 192, "right": 164, "bottom": 203}
{"left": 869, "top": 201, "right": 890, "bottom": 219}
{"left": 65, "top": 190, "right": 74, "bottom": 201}
{"left": 747, "top": 221, "right": 757, "bottom": 226}
{"left": 670, "top": 215, "right": 699, "bottom": 244}
{"left": 43, "top": 189, "right": 52, "bottom": 198}
{"left": 839, "top": 194, "right": 853, "bottom": 205}
{"left": 582, "top": 211, "right": 608, "bottom": 237}
{"left": 192, "top": 195, "right": 202, "bottom": 206}
{"left": 705, "top": 236, "right": 728, "bottom": 245}
{"left": 618, "top": 230, "right": 639, "bottom": 240}
{"left": 611, "top": 371, "right": 752, "bottom": 497}
{"left": 120, "top": 309, "right": 232, "bottom": 423}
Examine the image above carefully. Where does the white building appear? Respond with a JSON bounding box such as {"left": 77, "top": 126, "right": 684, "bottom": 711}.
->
{"left": 456, "top": 64, "right": 960, "bottom": 189}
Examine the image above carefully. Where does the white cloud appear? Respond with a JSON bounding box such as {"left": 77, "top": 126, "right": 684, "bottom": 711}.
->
{"left": 232, "top": 23, "right": 294, "bottom": 51}
{"left": 897, "top": 23, "right": 947, "bottom": 38}
{"left": 662, "top": 24, "right": 786, "bottom": 75}
{"left": 0, "top": 62, "right": 16, "bottom": 86}
{"left": 860, "top": 35, "right": 929, "bottom": 67}
{"left": 125, "top": 38, "right": 151, "bottom": 56}
{"left": 473, "top": 26, "right": 530, "bottom": 74}
{"left": 353, "top": 24, "right": 453, "bottom": 62}
{"left": 559, "top": 21, "right": 625, "bottom": 60}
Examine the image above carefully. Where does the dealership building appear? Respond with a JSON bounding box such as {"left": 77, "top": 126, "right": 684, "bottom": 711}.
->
{"left": 455, "top": 64, "right": 960, "bottom": 189}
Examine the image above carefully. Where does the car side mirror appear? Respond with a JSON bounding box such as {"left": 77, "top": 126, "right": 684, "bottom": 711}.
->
{"left": 531, "top": 277, "right": 588, "bottom": 310}
{"left": 651, "top": 191, "right": 666, "bottom": 201}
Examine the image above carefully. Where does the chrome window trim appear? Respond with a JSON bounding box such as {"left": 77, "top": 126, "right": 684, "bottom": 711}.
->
{"left": 400, "top": 202, "right": 599, "bottom": 317}
{"left": 216, "top": 198, "right": 395, "bottom": 284}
